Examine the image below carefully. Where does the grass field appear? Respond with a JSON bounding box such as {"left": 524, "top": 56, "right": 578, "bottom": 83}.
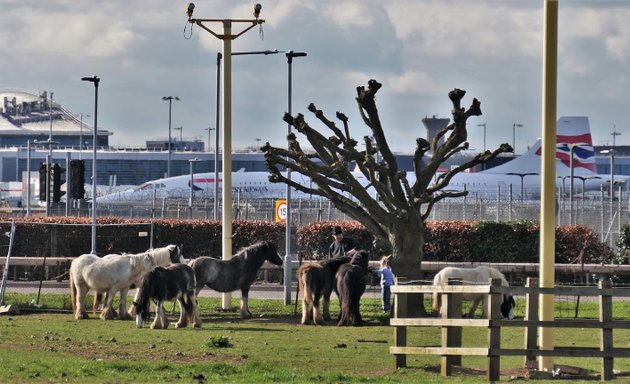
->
{"left": 1, "top": 293, "right": 629, "bottom": 383}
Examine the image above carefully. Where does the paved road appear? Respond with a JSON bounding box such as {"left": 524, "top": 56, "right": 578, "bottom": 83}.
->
{"left": 1, "top": 280, "right": 383, "bottom": 300}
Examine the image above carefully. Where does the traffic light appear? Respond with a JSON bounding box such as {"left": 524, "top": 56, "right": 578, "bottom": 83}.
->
{"left": 38, "top": 162, "right": 47, "bottom": 201}
{"left": 51, "top": 163, "right": 66, "bottom": 203}
{"left": 70, "top": 160, "right": 85, "bottom": 199}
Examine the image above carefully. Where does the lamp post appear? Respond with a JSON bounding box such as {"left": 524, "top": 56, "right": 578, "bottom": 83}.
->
{"left": 611, "top": 125, "right": 621, "bottom": 147}
{"left": 26, "top": 140, "right": 31, "bottom": 216}
{"left": 512, "top": 123, "right": 523, "bottom": 154}
{"left": 81, "top": 75, "right": 100, "bottom": 255}
{"left": 477, "top": 123, "right": 486, "bottom": 152}
{"left": 575, "top": 175, "right": 600, "bottom": 223}
{"left": 205, "top": 127, "right": 215, "bottom": 153}
{"left": 79, "top": 113, "right": 90, "bottom": 160}
{"left": 188, "top": 3, "right": 265, "bottom": 310}
{"left": 506, "top": 172, "right": 538, "bottom": 202}
{"left": 211, "top": 49, "right": 280, "bottom": 221}
{"left": 600, "top": 148, "right": 615, "bottom": 206}
{"left": 174, "top": 126, "right": 183, "bottom": 142}
{"left": 189, "top": 158, "right": 202, "bottom": 219}
{"left": 283, "top": 50, "right": 307, "bottom": 304}
{"left": 162, "top": 96, "right": 180, "bottom": 178}
{"left": 566, "top": 143, "right": 588, "bottom": 225}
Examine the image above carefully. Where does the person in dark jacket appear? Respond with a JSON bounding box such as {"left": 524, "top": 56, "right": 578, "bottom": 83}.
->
{"left": 328, "top": 226, "right": 357, "bottom": 258}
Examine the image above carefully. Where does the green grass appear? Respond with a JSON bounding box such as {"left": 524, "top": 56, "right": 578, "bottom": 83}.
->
{"left": 0, "top": 294, "right": 629, "bottom": 383}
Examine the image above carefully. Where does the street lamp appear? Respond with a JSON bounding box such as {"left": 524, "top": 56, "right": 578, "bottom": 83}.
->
{"left": 187, "top": 4, "right": 265, "bottom": 310}
{"left": 566, "top": 143, "right": 589, "bottom": 225}
{"left": 611, "top": 125, "right": 621, "bottom": 147}
{"left": 600, "top": 149, "right": 615, "bottom": 204}
{"left": 506, "top": 172, "right": 537, "bottom": 202}
{"left": 575, "top": 175, "right": 600, "bottom": 223}
{"left": 79, "top": 113, "right": 90, "bottom": 160}
{"left": 205, "top": 127, "right": 215, "bottom": 152}
{"left": 81, "top": 75, "right": 100, "bottom": 255}
{"left": 174, "top": 126, "right": 183, "bottom": 142}
{"left": 477, "top": 123, "right": 486, "bottom": 152}
{"left": 512, "top": 123, "right": 523, "bottom": 154}
{"left": 189, "top": 158, "right": 202, "bottom": 219}
{"left": 284, "top": 49, "right": 307, "bottom": 304}
{"left": 162, "top": 96, "right": 180, "bottom": 178}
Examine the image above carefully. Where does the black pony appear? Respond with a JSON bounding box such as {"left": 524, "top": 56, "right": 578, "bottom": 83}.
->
{"left": 189, "top": 240, "right": 283, "bottom": 318}
{"left": 336, "top": 250, "right": 370, "bottom": 327}
{"left": 132, "top": 263, "right": 201, "bottom": 329}
{"left": 298, "top": 256, "right": 351, "bottom": 325}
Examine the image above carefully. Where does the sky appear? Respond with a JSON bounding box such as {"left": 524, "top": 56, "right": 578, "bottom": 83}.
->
{"left": 1, "top": 0, "right": 629, "bottom": 154}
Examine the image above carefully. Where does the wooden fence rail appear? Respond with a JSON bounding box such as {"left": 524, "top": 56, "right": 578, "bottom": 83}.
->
{"left": 391, "top": 278, "right": 630, "bottom": 381}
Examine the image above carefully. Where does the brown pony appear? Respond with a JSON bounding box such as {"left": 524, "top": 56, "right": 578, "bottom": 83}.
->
{"left": 336, "top": 250, "right": 370, "bottom": 327}
{"left": 298, "top": 256, "right": 351, "bottom": 325}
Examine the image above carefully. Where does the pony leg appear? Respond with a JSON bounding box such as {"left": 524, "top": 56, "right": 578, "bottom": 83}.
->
{"left": 468, "top": 298, "right": 481, "bottom": 318}
{"left": 313, "top": 296, "right": 325, "bottom": 325}
{"left": 190, "top": 295, "right": 202, "bottom": 328}
{"left": 151, "top": 302, "right": 169, "bottom": 329}
{"left": 128, "top": 288, "right": 140, "bottom": 317}
{"left": 322, "top": 295, "right": 332, "bottom": 321}
{"left": 74, "top": 282, "right": 89, "bottom": 320}
{"left": 175, "top": 298, "right": 188, "bottom": 328}
{"left": 300, "top": 296, "right": 312, "bottom": 325}
{"left": 118, "top": 289, "right": 132, "bottom": 320}
{"left": 240, "top": 289, "right": 252, "bottom": 319}
{"left": 100, "top": 289, "right": 117, "bottom": 320}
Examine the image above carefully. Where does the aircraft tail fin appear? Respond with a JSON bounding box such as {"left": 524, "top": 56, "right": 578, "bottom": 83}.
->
{"left": 482, "top": 116, "right": 596, "bottom": 176}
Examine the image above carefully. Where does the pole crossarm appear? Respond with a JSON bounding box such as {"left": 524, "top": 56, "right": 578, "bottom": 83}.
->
{"left": 189, "top": 18, "right": 265, "bottom": 40}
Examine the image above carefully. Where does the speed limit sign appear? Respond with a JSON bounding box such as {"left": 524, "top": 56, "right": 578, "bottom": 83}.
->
{"left": 275, "top": 199, "right": 287, "bottom": 222}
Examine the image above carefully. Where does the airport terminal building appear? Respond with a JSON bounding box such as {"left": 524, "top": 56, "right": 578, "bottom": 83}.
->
{"left": 1, "top": 89, "right": 629, "bottom": 190}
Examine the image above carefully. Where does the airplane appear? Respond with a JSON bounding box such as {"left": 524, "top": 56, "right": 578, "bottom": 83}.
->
{"left": 96, "top": 116, "right": 626, "bottom": 204}
{"left": 447, "top": 116, "right": 629, "bottom": 200}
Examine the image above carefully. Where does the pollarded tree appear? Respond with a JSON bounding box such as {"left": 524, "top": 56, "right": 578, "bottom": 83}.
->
{"left": 262, "top": 79, "right": 511, "bottom": 313}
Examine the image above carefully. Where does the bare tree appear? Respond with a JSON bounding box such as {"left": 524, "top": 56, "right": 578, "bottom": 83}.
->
{"left": 262, "top": 79, "right": 511, "bottom": 313}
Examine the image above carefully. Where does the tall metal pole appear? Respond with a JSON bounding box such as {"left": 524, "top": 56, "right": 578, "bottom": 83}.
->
{"left": 284, "top": 50, "right": 306, "bottom": 304}
{"left": 539, "top": 0, "right": 558, "bottom": 371}
{"left": 512, "top": 123, "right": 523, "bottom": 154}
{"left": 26, "top": 140, "right": 31, "bottom": 217}
{"left": 189, "top": 158, "right": 200, "bottom": 219}
{"left": 477, "top": 123, "right": 486, "bottom": 152}
{"left": 46, "top": 92, "right": 54, "bottom": 216}
{"left": 569, "top": 145, "right": 574, "bottom": 225}
{"left": 214, "top": 52, "right": 221, "bottom": 221}
{"left": 188, "top": 8, "right": 265, "bottom": 310}
{"left": 162, "top": 96, "right": 179, "bottom": 178}
{"left": 82, "top": 76, "right": 100, "bottom": 255}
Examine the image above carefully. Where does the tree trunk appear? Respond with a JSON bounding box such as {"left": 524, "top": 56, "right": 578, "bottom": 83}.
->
{"left": 388, "top": 221, "right": 428, "bottom": 317}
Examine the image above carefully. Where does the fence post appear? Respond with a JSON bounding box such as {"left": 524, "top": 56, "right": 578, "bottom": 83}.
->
{"left": 441, "top": 277, "right": 462, "bottom": 376}
{"left": 524, "top": 277, "right": 539, "bottom": 368}
{"left": 487, "top": 278, "right": 502, "bottom": 382}
{"left": 599, "top": 279, "right": 614, "bottom": 380}
{"left": 393, "top": 277, "right": 407, "bottom": 369}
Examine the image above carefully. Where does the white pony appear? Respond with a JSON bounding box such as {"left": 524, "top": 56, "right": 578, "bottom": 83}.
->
{"left": 70, "top": 251, "right": 156, "bottom": 320}
{"left": 432, "top": 266, "right": 515, "bottom": 319}
{"left": 94, "top": 245, "right": 184, "bottom": 317}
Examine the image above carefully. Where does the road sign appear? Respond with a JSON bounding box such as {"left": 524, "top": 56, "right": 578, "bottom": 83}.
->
{"left": 275, "top": 199, "right": 287, "bottom": 222}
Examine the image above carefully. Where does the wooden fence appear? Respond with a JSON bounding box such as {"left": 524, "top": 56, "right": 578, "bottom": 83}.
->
{"left": 391, "top": 278, "right": 630, "bottom": 381}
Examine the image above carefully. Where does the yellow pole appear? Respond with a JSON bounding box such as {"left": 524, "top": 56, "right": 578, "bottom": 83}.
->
{"left": 221, "top": 20, "right": 233, "bottom": 310}
{"left": 539, "top": 0, "right": 558, "bottom": 371}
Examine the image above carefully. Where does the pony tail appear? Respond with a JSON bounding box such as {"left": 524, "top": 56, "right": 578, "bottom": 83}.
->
{"left": 299, "top": 269, "right": 313, "bottom": 305}
{"left": 69, "top": 270, "right": 77, "bottom": 313}
{"left": 432, "top": 292, "right": 440, "bottom": 313}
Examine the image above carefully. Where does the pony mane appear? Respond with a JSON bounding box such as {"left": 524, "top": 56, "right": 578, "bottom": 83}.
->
{"left": 148, "top": 245, "right": 178, "bottom": 265}
{"left": 235, "top": 240, "right": 275, "bottom": 261}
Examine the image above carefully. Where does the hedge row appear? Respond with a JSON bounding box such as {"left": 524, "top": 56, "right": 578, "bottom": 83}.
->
{"left": 0, "top": 218, "right": 614, "bottom": 265}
